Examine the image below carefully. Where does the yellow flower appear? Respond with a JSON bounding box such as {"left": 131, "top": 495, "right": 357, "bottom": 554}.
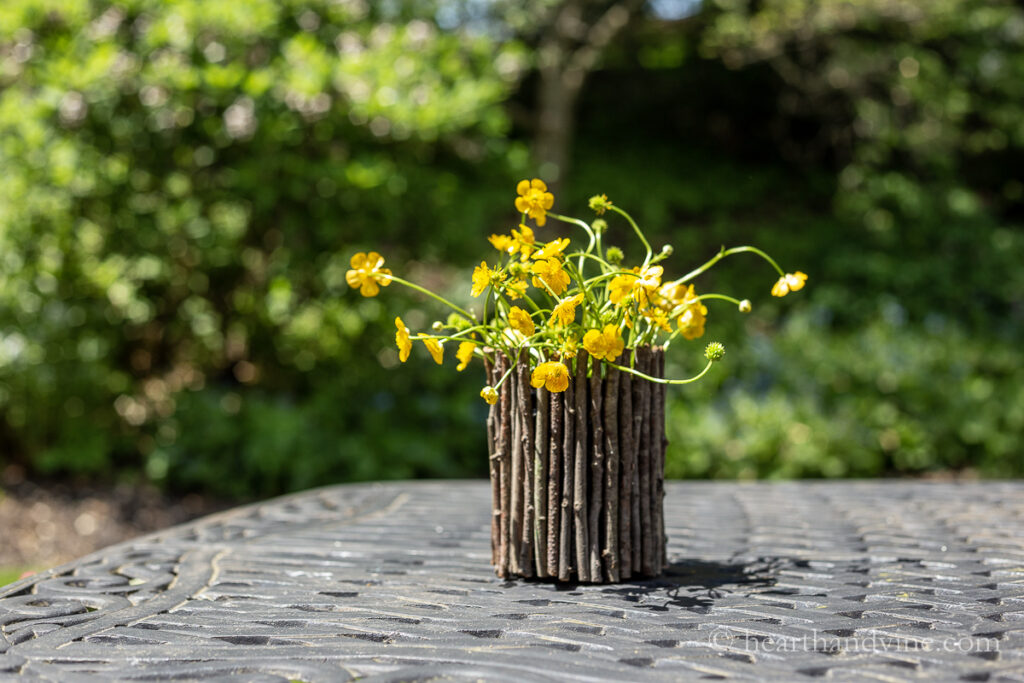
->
{"left": 456, "top": 341, "right": 476, "bottom": 371}
{"left": 636, "top": 264, "right": 663, "bottom": 300}
{"left": 582, "top": 325, "right": 624, "bottom": 362}
{"left": 505, "top": 274, "right": 529, "bottom": 300}
{"left": 480, "top": 386, "right": 499, "bottom": 405}
{"left": 608, "top": 271, "right": 637, "bottom": 306}
{"left": 508, "top": 306, "right": 535, "bottom": 337}
{"left": 345, "top": 251, "right": 392, "bottom": 297}
{"left": 559, "top": 334, "right": 579, "bottom": 360}
{"left": 421, "top": 337, "right": 444, "bottom": 364}
{"left": 677, "top": 297, "right": 708, "bottom": 340}
{"left": 512, "top": 224, "right": 536, "bottom": 259}
{"left": 530, "top": 360, "right": 570, "bottom": 393}
{"left": 531, "top": 237, "right": 570, "bottom": 262}
{"left": 530, "top": 258, "right": 571, "bottom": 296}
{"left": 395, "top": 317, "right": 412, "bottom": 362}
{"left": 771, "top": 271, "right": 808, "bottom": 297}
{"left": 550, "top": 293, "right": 583, "bottom": 327}
{"left": 641, "top": 306, "right": 672, "bottom": 333}
{"left": 515, "top": 178, "right": 554, "bottom": 226}
{"left": 488, "top": 234, "right": 514, "bottom": 253}
{"left": 471, "top": 261, "right": 503, "bottom": 297}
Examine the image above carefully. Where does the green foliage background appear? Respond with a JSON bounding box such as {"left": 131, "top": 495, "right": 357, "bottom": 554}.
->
{"left": 1, "top": 0, "right": 1021, "bottom": 498}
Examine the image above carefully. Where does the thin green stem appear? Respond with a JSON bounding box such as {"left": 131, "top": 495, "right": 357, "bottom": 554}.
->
{"left": 382, "top": 275, "right": 475, "bottom": 321}
{"left": 695, "top": 293, "right": 744, "bottom": 306}
{"left": 673, "top": 246, "right": 785, "bottom": 286}
{"left": 609, "top": 205, "right": 652, "bottom": 268}
{"left": 608, "top": 359, "right": 715, "bottom": 385}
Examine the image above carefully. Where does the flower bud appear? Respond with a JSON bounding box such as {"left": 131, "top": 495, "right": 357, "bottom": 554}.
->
{"left": 660, "top": 244, "right": 673, "bottom": 257}
{"left": 592, "top": 218, "right": 608, "bottom": 234}
{"left": 704, "top": 342, "right": 725, "bottom": 362}
{"left": 588, "top": 193, "right": 612, "bottom": 215}
{"left": 738, "top": 299, "right": 752, "bottom": 313}
{"left": 606, "top": 246, "right": 624, "bottom": 264}
{"left": 447, "top": 313, "right": 470, "bottom": 331}
{"left": 480, "top": 386, "right": 499, "bottom": 405}
{"left": 431, "top": 321, "right": 444, "bottom": 331}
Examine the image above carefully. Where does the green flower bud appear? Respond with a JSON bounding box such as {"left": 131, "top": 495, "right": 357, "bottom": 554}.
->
{"left": 738, "top": 299, "right": 752, "bottom": 313}
{"left": 606, "top": 246, "right": 624, "bottom": 264}
{"left": 704, "top": 342, "right": 726, "bottom": 362}
{"left": 588, "top": 193, "right": 612, "bottom": 215}
{"left": 432, "top": 321, "right": 444, "bottom": 332}
{"left": 447, "top": 312, "right": 470, "bottom": 331}
{"left": 592, "top": 218, "right": 608, "bottom": 234}
{"left": 660, "top": 244, "right": 673, "bottom": 257}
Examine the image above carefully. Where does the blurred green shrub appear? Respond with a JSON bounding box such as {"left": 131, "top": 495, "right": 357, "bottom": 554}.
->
{"left": 0, "top": 0, "right": 524, "bottom": 490}
{"left": 666, "top": 307, "right": 1024, "bottom": 480}
{"left": 1, "top": 0, "right": 1022, "bottom": 497}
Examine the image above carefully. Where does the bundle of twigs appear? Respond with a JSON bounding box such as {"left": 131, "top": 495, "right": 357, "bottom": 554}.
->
{"left": 486, "top": 346, "right": 667, "bottom": 582}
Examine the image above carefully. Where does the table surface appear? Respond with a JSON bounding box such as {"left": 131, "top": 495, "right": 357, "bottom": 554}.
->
{"left": 2, "top": 480, "right": 1024, "bottom": 681}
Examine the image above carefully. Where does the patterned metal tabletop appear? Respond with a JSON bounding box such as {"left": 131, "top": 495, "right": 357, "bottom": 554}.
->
{"left": 2, "top": 480, "right": 1024, "bottom": 681}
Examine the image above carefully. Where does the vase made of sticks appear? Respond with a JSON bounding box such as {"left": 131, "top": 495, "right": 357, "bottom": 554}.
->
{"left": 485, "top": 345, "right": 667, "bottom": 583}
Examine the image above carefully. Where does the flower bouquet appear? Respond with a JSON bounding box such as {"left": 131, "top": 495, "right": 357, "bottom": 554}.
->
{"left": 347, "top": 179, "right": 806, "bottom": 583}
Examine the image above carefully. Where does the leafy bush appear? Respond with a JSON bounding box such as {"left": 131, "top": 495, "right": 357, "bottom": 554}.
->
{"left": 666, "top": 307, "right": 1024, "bottom": 479}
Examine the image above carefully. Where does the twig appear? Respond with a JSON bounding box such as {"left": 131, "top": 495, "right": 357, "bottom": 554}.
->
{"left": 603, "top": 365, "right": 620, "bottom": 582}
{"left": 573, "top": 350, "right": 590, "bottom": 583}
{"left": 588, "top": 354, "right": 604, "bottom": 580}
{"left": 618, "top": 367, "right": 633, "bottom": 579}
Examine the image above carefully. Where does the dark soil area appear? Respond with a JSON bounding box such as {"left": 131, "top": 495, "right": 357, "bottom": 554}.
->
{"left": 0, "top": 465, "right": 229, "bottom": 571}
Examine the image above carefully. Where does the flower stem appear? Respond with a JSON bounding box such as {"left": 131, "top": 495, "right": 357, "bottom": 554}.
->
{"left": 608, "top": 205, "right": 652, "bottom": 268}
{"left": 382, "top": 274, "right": 475, "bottom": 321}
{"left": 673, "top": 246, "right": 785, "bottom": 286}
{"left": 607, "top": 359, "right": 714, "bottom": 385}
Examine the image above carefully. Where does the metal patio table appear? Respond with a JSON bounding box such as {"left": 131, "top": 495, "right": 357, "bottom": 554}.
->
{"left": 2, "top": 480, "right": 1024, "bottom": 681}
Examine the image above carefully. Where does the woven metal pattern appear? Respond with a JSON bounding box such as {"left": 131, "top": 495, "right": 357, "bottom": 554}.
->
{"left": 2, "top": 480, "right": 1024, "bottom": 681}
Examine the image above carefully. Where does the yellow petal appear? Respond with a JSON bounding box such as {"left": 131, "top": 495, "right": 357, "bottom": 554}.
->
{"left": 516, "top": 179, "right": 531, "bottom": 196}
{"left": 530, "top": 178, "right": 547, "bottom": 192}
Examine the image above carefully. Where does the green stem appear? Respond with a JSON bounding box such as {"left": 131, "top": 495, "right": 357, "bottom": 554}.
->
{"left": 608, "top": 359, "right": 715, "bottom": 385}
{"left": 382, "top": 275, "right": 475, "bottom": 321}
{"left": 695, "top": 293, "right": 744, "bottom": 306}
{"left": 608, "top": 205, "right": 652, "bottom": 268}
{"left": 673, "top": 246, "right": 785, "bottom": 286}
{"left": 547, "top": 212, "right": 597, "bottom": 276}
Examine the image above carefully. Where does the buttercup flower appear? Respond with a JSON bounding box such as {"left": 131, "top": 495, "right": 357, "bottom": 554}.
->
{"left": 480, "top": 386, "right": 499, "bottom": 405}
{"left": 515, "top": 178, "right": 554, "bottom": 226}
{"left": 531, "top": 237, "right": 570, "bottom": 262}
{"left": 771, "top": 271, "right": 808, "bottom": 297}
{"left": 456, "top": 342, "right": 476, "bottom": 371}
{"left": 508, "top": 306, "right": 536, "bottom": 337}
{"left": 512, "top": 224, "right": 536, "bottom": 259}
{"left": 421, "top": 337, "right": 444, "bottom": 364}
{"left": 582, "top": 325, "right": 624, "bottom": 362}
{"left": 346, "top": 251, "right": 392, "bottom": 297}
{"left": 530, "top": 258, "right": 571, "bottom": 295}
{"left": 677, "top": 291, "right": 708, "bottom": 340}
{"left": 531, "top": 360, "right": 570, "bottom": 392}
{"left": 488, "top": 233, "right": 514, "bottom": 253}
{"left": 550, "top": 293, "right": 583, "bottom": 326}
{"left": 608, "top": 271, "right": 637, "bottom": 306}
{"left": 471, "top": 261, "right": 503, "bottom": 297}
{"left": 395, "top": 317, "right": 412, "bottom": 362}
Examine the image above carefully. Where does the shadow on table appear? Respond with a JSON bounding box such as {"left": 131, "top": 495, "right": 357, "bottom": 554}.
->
{"left": 586, "top": 557, "right": 786, "bottom": 611}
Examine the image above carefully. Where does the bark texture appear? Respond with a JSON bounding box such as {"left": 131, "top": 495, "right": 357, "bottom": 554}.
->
{"left": 487, "top": 347, "right": 666, "bottom": 583}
